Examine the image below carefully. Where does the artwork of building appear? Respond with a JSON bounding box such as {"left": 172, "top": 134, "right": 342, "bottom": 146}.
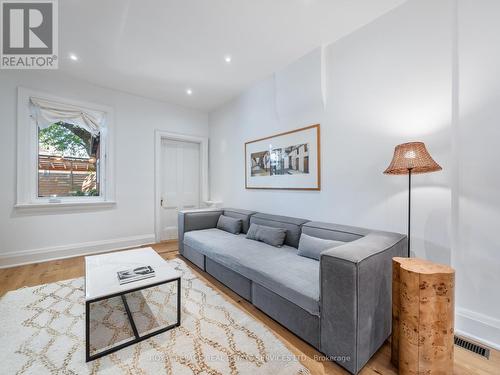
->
{"left": 251, "top": 151, "right": 271, "bottom": 176}
{"left": 270, "top": 144, "right": 309, "bottom": 175}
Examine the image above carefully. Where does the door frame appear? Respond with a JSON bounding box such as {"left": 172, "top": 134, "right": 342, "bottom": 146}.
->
{"left": 154, "top": 130, "right": 209, "bottom": 243}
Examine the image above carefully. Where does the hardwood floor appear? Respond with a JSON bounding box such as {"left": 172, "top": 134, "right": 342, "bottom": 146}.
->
{"left": 1, "top": 241, "right": 498, "bottom": 374}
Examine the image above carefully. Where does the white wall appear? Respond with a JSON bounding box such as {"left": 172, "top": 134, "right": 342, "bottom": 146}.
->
{"left": 0, "top": 70, "right": 208, "bottom": 266}
{"left": 454, "top": 0, "right": 500, "bottom": 349}
{"left": 209, "top": 0, "right": 500, "bottom": 348}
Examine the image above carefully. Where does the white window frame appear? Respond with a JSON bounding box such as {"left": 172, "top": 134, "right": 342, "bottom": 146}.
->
{"left": 15, "top": 87, "right": 115, "bottom": 209}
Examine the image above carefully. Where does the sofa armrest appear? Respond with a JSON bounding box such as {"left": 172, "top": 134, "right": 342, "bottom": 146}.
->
{"left": 319, "top": 231, "right": 406, "bottom": 374}
{"left": 177, "top": 209, "right": 223, "bottom": 253}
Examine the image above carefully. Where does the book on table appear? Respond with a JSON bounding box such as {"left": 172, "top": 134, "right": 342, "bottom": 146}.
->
{"left": 117, "top": 265, "right": 155, "bottom": 284}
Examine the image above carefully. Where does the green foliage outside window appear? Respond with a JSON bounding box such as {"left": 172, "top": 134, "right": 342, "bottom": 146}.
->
{"left": 38, "top": 122, "right": 100, "bottom": 197}
{"left": 38, "top": 122, "right": 93, "bottom": 158}
{"left": 72, "top": 189, "right": 99, "bottom": 197}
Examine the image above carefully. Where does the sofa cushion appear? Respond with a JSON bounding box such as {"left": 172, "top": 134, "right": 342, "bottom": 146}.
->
{"left": 302, "top": 221, "right": 369, "bottom": 242}
{"left": 246, "top": 223, "right": 287, "bottom": 247}
{"left": 223, "top": 208, "right": 256, "bottom": 234}
{"left": 250, "top": 213, "right": 308, "bottom": 248}
{"left": 217, "top": 215, "right": 242, "bottom": 234}
{"left": 184, "top": 228, "right": 320, "bottom": 315}
{"left": 298, "top": 233, "right": 345, "bottom": 260}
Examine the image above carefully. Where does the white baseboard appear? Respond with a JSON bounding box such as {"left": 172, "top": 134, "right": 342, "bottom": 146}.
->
{"left": 456, "top": 307, "right": 500, "bottom": 350}
{"left": 0, "top": 234, "right": 156, "bottom": 268}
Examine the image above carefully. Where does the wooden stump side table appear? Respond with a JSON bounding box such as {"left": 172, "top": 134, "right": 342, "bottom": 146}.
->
{"left": 391, "top": 257, "right": 455, "bottom": 374}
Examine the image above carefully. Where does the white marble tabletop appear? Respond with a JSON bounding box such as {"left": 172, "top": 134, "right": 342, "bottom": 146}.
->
{"left": 85, "top": 247, "right": 181, "bottom": 301}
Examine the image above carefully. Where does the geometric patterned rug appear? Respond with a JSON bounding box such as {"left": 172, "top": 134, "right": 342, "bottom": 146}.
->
{"left": 0, "top": 258, "right": 309, "bottom": 374}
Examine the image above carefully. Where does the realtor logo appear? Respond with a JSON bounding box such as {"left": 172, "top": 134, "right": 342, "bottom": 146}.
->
{"left": 1, "top": 0, "right": 58, "bottom": 69}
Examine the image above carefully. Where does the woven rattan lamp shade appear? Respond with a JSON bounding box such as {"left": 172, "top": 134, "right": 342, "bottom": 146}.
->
{"left": 383, "top": 142, "right": 442, "bottom": 175}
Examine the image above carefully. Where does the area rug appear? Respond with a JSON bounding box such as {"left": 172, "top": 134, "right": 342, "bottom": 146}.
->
{"left": 0, "top": 258, "right": 309, "bottom": 375}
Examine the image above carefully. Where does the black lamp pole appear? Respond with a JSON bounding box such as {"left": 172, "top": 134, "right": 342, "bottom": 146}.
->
{"left": 407, "top": 168, "right": 412, "bottom": 257}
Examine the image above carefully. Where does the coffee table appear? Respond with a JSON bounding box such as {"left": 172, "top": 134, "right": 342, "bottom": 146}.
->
{"left": 84, "top": 247, "right": 181, "bottom": 362}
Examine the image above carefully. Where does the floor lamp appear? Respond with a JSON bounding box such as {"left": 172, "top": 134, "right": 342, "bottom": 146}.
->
{"left": 383, "top": 142, "right": 442, "bottom": 257}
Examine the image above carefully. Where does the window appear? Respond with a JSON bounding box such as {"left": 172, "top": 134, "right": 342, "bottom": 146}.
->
{"left": 38, "top": 122, "right": 101, "bottom": 197}
{"left": 16, "top": 88, "right": 114, "bottom": 208}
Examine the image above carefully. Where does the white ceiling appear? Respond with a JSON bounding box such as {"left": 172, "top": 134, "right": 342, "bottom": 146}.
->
{"left": 59, "top": 0, "right": 406, "bottom": 111}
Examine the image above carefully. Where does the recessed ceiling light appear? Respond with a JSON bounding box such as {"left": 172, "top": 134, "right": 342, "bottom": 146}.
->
{"left": 186, "top": 88, "right": 193, "bottom": 95}
{"left": 224, "top": 55, "right": 232, "bottom": 63}
{"left": 69, "top": 53, "right": 78, "bottom": 61}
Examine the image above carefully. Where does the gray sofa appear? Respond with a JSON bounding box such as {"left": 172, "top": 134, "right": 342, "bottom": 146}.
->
{"left": 178, "top": 208, "right": 406, "bottom": 374}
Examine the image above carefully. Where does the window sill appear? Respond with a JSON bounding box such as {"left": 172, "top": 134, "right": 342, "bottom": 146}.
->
{"left": 14, "top": 201, "right": 116, "bottom": 211}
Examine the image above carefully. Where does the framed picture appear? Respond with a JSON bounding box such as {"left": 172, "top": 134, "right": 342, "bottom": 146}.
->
{"left": 245, "top": 124, "right": 321, "bottom": 190}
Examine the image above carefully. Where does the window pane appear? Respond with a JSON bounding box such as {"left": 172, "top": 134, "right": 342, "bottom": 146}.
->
{"left": 38, "top": 122, "right": 100, "bottom": 197}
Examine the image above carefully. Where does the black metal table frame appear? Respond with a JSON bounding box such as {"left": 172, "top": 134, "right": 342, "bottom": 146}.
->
{"left": 85, "top": 277, "right": 181, "bottom": 362}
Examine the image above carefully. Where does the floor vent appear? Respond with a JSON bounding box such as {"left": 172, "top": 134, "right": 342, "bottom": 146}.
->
{"left": 454, "top": 336, "right": 490, "bottom": 359}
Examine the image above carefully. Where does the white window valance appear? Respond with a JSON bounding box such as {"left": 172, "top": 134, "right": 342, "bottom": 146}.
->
{"left": 30, "top": 96, "right": 104, "bottom": 136}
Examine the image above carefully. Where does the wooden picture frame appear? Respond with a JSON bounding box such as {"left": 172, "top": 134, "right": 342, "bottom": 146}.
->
{"left": 245, "top": 124, "right": 321, "bottom": 190}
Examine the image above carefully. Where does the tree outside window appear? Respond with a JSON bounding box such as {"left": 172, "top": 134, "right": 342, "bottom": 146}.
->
{"left": 38, "top": 122, "right": 100, "bottom": 197}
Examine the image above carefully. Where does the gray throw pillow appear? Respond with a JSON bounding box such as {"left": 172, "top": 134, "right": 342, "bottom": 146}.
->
{"left": 297, "top": 233, "right": 345, "bottom": 260}
{"left": 217, "top": 215, "right": 242, "bottom": 234}
{"left": 246, "top": 223, "right": 287, "bottom": 247}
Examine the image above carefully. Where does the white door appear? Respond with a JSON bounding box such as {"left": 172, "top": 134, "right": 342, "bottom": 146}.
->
{"left": 160, "top": 139, "right": 200, "bottom": 240}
